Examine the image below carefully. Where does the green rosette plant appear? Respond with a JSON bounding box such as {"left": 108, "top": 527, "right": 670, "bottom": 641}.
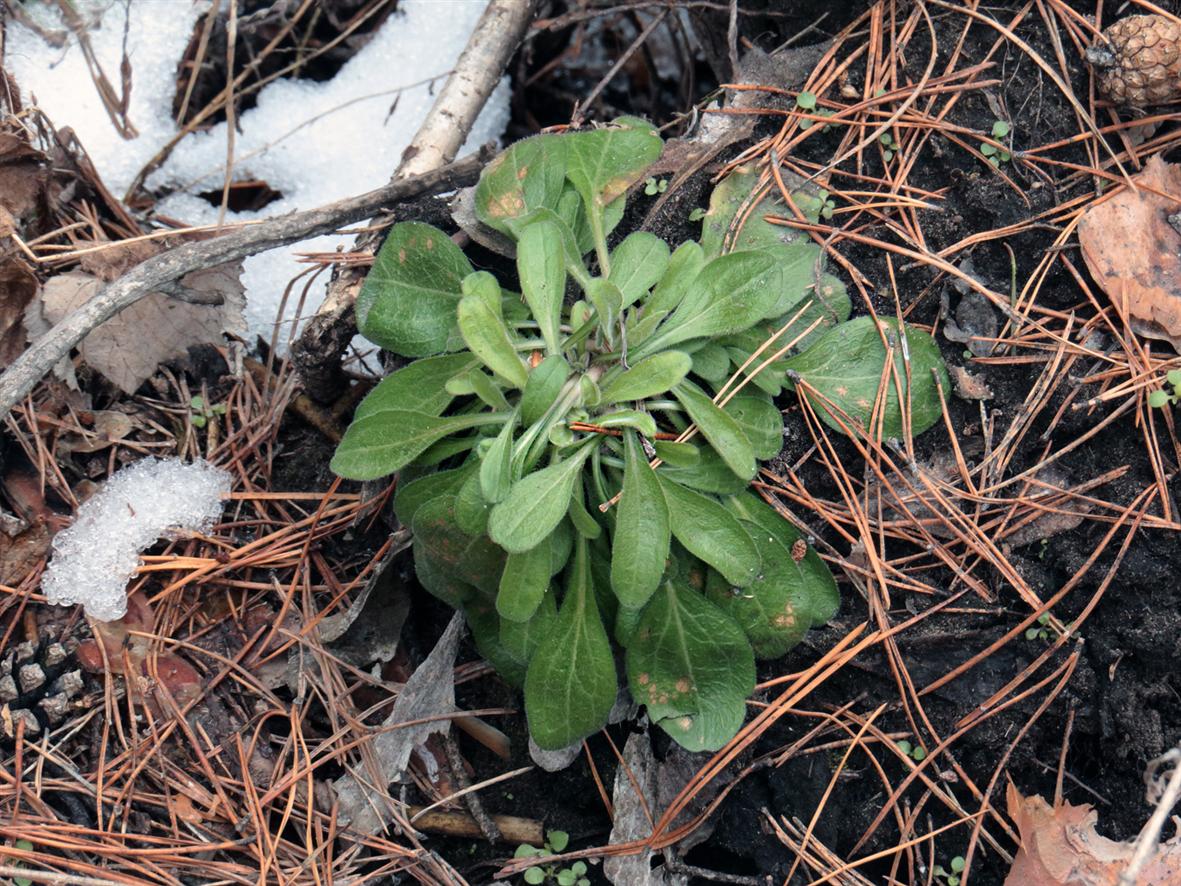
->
{"left": 332, "top": 117, "right": 949, "bottom": 752}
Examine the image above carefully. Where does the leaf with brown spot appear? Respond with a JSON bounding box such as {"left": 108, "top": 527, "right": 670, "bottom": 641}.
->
{"left": 1078, "top": 155, "right": 1181, "bottom": 351}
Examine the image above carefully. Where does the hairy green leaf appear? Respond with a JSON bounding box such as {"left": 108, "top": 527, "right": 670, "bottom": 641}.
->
{"left": 699, "top": 163, "right": 821, "bottom": 258}
{"left": 355, "top": 353, "right": 477, "bottom": 421}
{"left": 658, "top": 477, "right": 760, "bottom": 587}
{"left": 393, "top": 464, "right": 472, "bottom": 528}
{"left": 722, "top": 393, "right": 783, "bottom": 460}
{"left": 783, "top": 316, "right": 950, "bottom": 438}
{"left": 722, "top": 493, "right": 839, "bottom": 624}
{"left": 594, "top": 409, "right": 658, "bottom": 439}
{"left": 609, "top": 232, "right": 670, "bottom": 308}
{"left": 524, "top": 538, "right": 618, "bottom": 749}
{"left": 479, "top": 414, "right": 517, "bottom": 503}
{"left": 356, "top": 222, "right": 470, "bottom": 357}
{"left": 599, "top": 351, "right": 692, "bottom": 402}
{"left": 500, "top": 590, "right": 558, "bottom": 680}
{"left": 704, "top": 522, "right": 809, "bottom": 658}
{"left": 564, "top": 118, "right": 663, "bottom": 211}
{"left": 585, "top": 278, "right": 624, "bottom": 333}
{"left": 497, "top": 542, "right": 552, "bottom": 622}
{"left": 655, "top": 446, "right": 749, "bottom": 495}
{"left": 638, "top": 251, "right": 780, "bottom": 356}
{"left": 646, "top": 240, "right": 706, "bottom": 318}
{"left": 626, "top": 581, "right": 755, "bottom": 751}
{"left": 457, "top": 294, "right": 528, "bottom": 389}
{"left": 673, "top": 380, "right": 756, "bottom": 481}
{"left": 412, "top": 496, "right": 504, "bottom": 599}
{"left": 517, "top": 218, "right": 568, "bottom": 355}
{"left": 488, "top": 445, "right": 595, "bottom": 553}
{"left": 520, "top": 355, "right": 571, "bottom": 426}
{"left": 331, "top": 410, "right": 507, "bottom": 480}
{"left": 690, "top": 343, "right": 731, "bottom": 382}
{"left": 611, "top": 431, "right": 670, "bottom": 610}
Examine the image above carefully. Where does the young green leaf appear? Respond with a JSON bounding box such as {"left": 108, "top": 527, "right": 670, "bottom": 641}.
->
{"left": 658, "top": 477, "right": 760, "bottom": 587}
{"left": 626, "top": 581, "right": 755, "bottom": 751}
{"left": 479, "top": 414, "right": 517, "bottom": 503}
{"left": 354, "top": 353, "right": 478, "bottom": 421}
{"left": 646, "top": 240, "right": 705, "bottom": 318}
{"left": 594, "top": 409, "right": 658, "bottom": 439}
{"left": 567, "top": 478, "right": 603, "bottom": 539}
{"left": 520, "top": 354, "right": 571, "bottom": 426}
{"left": 609, "top": 232, "right": 670, "bottom": 308}
{"left": 455, "top": 468, "right": 492, "bottom": 536}
{"left": 464, "top": 368, "right": 512, "bottom": 411}
{"left": 331, "top": 410, "right": 507, "bottom": 480}
{"left": 461, "top": 269, "right": 502, "bottom": 312}
{"left": 611, "top": 431, "right": 670, "bottom": 610}
{"left": 722, "top": 394, "right": 783, "bottom": 460}
{"left": 457, "top": 294, "right": 528, "bottom": 389}
{"left": 783, "top": 316, "right": 950, "bottom": 438}
{"left": 637, "top": 251, "right": 780, "bottom": 357}
{"left": 673, "top": 380, "right": 756, "bottom": 481}
{"left": 517, "top": 217, "right": 568, "bottom": 355}
{"left": 488, "top": 444, "right": 595, "bottom": 553}
{"left": 356, "top": 222, "right": 471, "bottom": 357}
{"left": 524, "top": 537, "right": 618, "bottom": 749}
{"left": 585, "top": 278, "right": 624, "bottom": 333}
{"left": 651, "top": 439, "right": 700, "bottom": 468}
{"left": 599, "top": 351, "right": 692, "bottom": 402}
{"left": 497, "top": 542, "right": 551, "bottom": 622}
{"left": 474, "top": 134, "right": 566, "bottom": 234}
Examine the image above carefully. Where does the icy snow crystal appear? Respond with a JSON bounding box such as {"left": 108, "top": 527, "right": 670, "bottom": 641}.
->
{"left": 41, "top": 458, "right": 231, "bottom": 622}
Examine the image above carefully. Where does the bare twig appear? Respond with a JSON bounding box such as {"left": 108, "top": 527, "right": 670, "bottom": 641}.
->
{"left": 0, "top": 154, "right": 485, "bottom": 423}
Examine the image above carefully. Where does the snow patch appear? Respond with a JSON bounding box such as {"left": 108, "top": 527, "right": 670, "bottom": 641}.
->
{"left": 41, "top": 458, "right": 231, "bottom": 622}
{"left": 8, "top": 0, "right": 510, "bottom": 346}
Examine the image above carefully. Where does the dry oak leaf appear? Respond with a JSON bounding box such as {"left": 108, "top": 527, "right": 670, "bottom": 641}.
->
{"left": 35, "top": 264, "right": 245, "bottom": 394}
{"left": 1005, "top": 783, "right": 1181, "bottom": 885}
{"left": 1078, "top": 155, "right": 1181, "bottom": 351}
{"left": 0, "top": 256, "right": 38, "bottom": 368}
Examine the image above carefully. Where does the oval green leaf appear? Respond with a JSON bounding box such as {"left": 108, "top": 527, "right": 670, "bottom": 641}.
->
{"left": 658, "top": 477, "right": 760, "bottom": 587}
{"left": 611, "top": 431, "right": 670, "bottom": 610}
{"left": 331, "top": 410, "right": 507, "bottom": 481}
{"left": 599, "top": 351, "right": 691, "bottom": 403}
{"left": 457, "top": 294, "right": 528, "bottom": 389}
{"left": 488, "top": 445, "right": 594, "bottom": 553}
{"left": 673, "top": 380, "right": 756, "bottom": 481}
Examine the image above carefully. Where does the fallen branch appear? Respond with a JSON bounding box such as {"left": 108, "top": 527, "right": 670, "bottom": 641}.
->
{"left": 292, "top": 0, "right": 539, "bottom": 402}
{"left": 0, "top": 154, "right": 485, "bottom": 423}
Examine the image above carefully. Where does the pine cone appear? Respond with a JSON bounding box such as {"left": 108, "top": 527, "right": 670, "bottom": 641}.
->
{"left": 1087, "top": 14, "right": 1181, "bottom": 108}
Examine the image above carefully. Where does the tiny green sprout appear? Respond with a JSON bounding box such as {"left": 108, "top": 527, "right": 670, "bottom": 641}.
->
{"left": 796, "top": 90, "right": 818, "bottom": 111}
{"left": 981, "top": 119, "right": 1013, "bottom": 168}
{"left": 644, "top": 177, "right": 668, "bottom": 196}
{"left": 189, "top": 394, "right": 226, "bottom": 429}
{"left": 516, "top": 832, "right": 588, "bottom": 886}
{"left": 818, "top": 189, "right": 837, "bottom": 220}
{"left": 687, "top": 206, "right": 707, "bottom": 222}
{"left": 932, "top": 855, "right": 966, "bottom": 886}
{"left": 880, "top": 131, "right": 901, "bottom": 163}
{"left": 1148, "top": 369, "right": 1181, "bottom": 408}
{"left": 12, "top": 839, "right": 33, "bottom": 886}
{"left": 895, "top": 739, "right": 926, "bottom": 762}
{"left": 1025, "top": 612, "right": 1053, "bottom": 643}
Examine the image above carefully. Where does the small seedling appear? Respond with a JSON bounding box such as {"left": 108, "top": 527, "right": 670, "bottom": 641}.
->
{"left": 880, "top": 131, "right": 901, "bottom": 162}
{"left": 1148, "top": 369, "right": 1181, "bottom": 408}
{"left": 644, "top": 176, "right": 668, "bottom": 196}
{"left": 11, "top": 839, "right": 33, "bottom": 886}
{"left": 933, "top": 855, "right": 966, "bottom": 886}
{"left": 687, "top": 206, "right": 707, "bottom": 222}
{"left": 515, "top": 831, "right": 589, "bottom": 886}
{"left": 189, "top": 395, "right": 226, "bottom": 429}
{"left": 795, "top": 91, "right": 835, "bottom": 131}
{"left": 1025, "top": 612, "right": 1053, "bottom": 642}
{"left": 980, "top": 119, "right": 1012, "bottom": 167}
{"left": 895, "top": 739, "right": 927, "bottom": 762}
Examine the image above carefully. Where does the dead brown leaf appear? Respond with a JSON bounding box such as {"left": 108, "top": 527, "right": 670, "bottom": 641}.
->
{"left": 1078, "top": 155, "right": 1181, "bottom": 351}
{"left": 0, "top": 131, "right": 52, "bottom": 222}
{"left": 34, "top": 264, "right": 245, "bottom": 394}
{"left": 0, "top": 257, "right": 38, "bottom": 368}
{"left": 1005, "top": 783, "right": 1181, "bottom": 885}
